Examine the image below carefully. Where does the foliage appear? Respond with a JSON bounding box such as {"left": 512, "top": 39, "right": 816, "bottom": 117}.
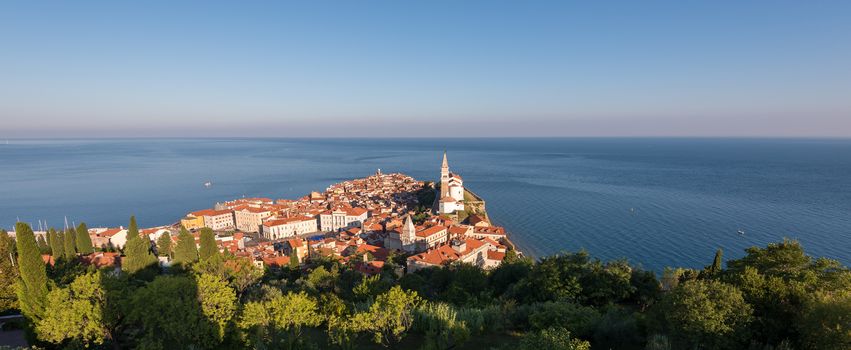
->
{"left": 413, "top": 302, "right": 471, "bottom": 350}
{"left": 156, "top": 232, "right": 172, "bottom": 257}
{"left": 122, "top": 216, "right": 158, "bottom": 278}
{"left": 173, "top": 226, "right": 199, "bottom": 266}
{"left": 198, "top": 227, "right": 219, "bottom": 261}
{"left": 36, "top": 271, "right": 111, "bottom": 346}
{"left": 797, "top": 289, "right": 851, "bottom": 350}
{"left": 75, "top": 222, "right": 95, "bottom": 255}
{"left": 47, "top": 228, "right": 62, "bottom": 260}
{"left": 655, "top": 279, "right": 752, "bottom": 349}
{"left": 0, "top": 229, "right": 19, "bottom": 313}
{"left": 14, "top": 222, "right": 49, "bottom": 321}
{"left": 361, "top": 285, "right": 421, "bottom": 347}
{"left": 128, "top": 275, "right": 221, "bottom": 349}
{"left": 518, "top": 327, "right": 591, "bottom": 350}
{"left": 237, "top": 291, "right": 323, "bottom": 349}
{"left": 196, "top": 273, "right": 238, "bottom": 342}
{"left": 63, "top": 228, "right": 77, "bottom": 260}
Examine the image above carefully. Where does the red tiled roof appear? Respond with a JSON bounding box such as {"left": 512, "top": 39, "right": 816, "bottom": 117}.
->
{"left": 263, "top": 216, "right": 316, "bottom": 227}
{"left": 416, "top": 225, "right": 446, "bottom": 238}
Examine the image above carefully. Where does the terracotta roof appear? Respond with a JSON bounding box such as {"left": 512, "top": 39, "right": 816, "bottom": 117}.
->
{"left": 263, "top": 216, "right": 316, "bottom": 227}
{"left": 98, "top": 228, "right": 124, "bottom": 237}
{"left": 416, "top": 225, "right": 446, "bottom": 238}
{"left": 487, "top": 250, "right": 505, "bottom": 261}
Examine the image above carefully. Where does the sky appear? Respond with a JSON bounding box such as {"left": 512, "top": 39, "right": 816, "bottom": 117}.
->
{"left": 1, "top": 1, "right": 850, "bottom": 138}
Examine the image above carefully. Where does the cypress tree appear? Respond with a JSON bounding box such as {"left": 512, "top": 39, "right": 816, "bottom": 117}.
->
{"left": 1, "top": 229, "right": 19, "bottom": 313}
{"left": 289, "top": 248, "right": 300, "bottom": 269}
{"left": 48, "top": 228, "right": 62, "bottom": 259}
{"left": 122, "top": 216, "right": 157, "bottom": 276}
{"left": 63, "top": 228, "right": 77, "bottom": 259}
{"left": 56, "top": 230, "right": 68, "bottom": 260}
{"left": 711, "top": 248, "right": 723, "bottom": 273}
{"left": 75, "top": 222, "right": 94, "bottom": 255}
{"left": 36, "top": 235, "right": 50, "bottom": 254}
{"left": 14, "top": 222, "right": 49, "bottom": 320}
{"left": 198, "top": 228, "right": 218, "bottom": 261}
{"left": 173, "top": 227, "right": 198, "bottom": 266}
{"left": 156, "top": 232, "right": 172, "bottom": 258}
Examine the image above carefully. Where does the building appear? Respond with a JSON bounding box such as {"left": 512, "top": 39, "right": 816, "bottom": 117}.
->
{"left": 438, "top": 152, "right": 465, "bottom": 214}
{"left": 319, "top": 207, "right": 369, "bottom": 232}
{"left": 234, "top": 206, "right": 272, "bottom": 233}
{"left": 406, "top": 237, "right": 505, "bottom": 273}
{"left": 415, "top": 225, "right": 448, "bottom": 250}
{"left": 89, "top": 227, "right": 128, "bottom": 249}
{"left": 180, "top": 215, "right": 205, "bottom": 230}
{"left": 384, "top": 215, "right": 419, "bottom": 252}
{"left": 262, "top": 216, "right": 317, "bottom": 240}
{"left": 192, "top": 209, "right": 235, "bottom": 231}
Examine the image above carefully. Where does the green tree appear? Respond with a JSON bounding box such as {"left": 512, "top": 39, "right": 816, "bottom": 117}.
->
{"left": 63, "top": 228, "right": 77, "bottom": 260}
{"left": 518, "top": 327, "right": 591, "bottom": 350}
{"left": 0, "top": 229, "right": 19, "bottom": 313}
{"left": 173, "top": 227, "right": 199, "bottom": 266}
{"left": 656, "top": 279, "right": 752, "bottom": 349}
{"left": 49, "top": 228, "right": 64, "bottom": 260}
{"left": 289, "top": 248, "right": 300, "bottom": 269}
{"left": 121, "top": 216, "right": 157, "bottom": 278}
{"left": 128, "top": 275, "right": 219, "bottom": 349}
{"left": 36, "top": 234, "right": 50, "bottom": 254}
{"left": 413, "top": 302, "right": 471, "bottom": 350}
{"left": 362, "top": 285, "right": 421, "bottom": 347}
{"left": 797, "top": 290, "right": 851, "bottom": 350}
{"left": 14, "top": 222, "right": 49, "bottom": 321}
{"left": 36, "top": 271, "right": 111, "bottom": 346}
{"left": 238, "top": 291, "right": 323, "bottom": 349}
{"left": 196, "top": 273, "right": 237, "bottom": 342}
{"left": 711, "top": 248, "right": 723, "bottom": 273}
{"left": 156, "top": 232, "right": 172, "bottom": 258}
{"left": 75, "top": 222, "right": 94, "bottom": 255}
{"left": 198, "top": 228, "right": 218, "bottom": 261}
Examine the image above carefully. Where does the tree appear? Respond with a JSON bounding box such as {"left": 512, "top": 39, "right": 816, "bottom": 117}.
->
{"left": 238, "top": 291, "right": 323, "bottom": 349}
{"left": 0, "top": 229, "right": 19, "bottom": 313}
{"left": 196, "top": 273, "right": 237, "bottom": 342}
{"left": 75, "top": 222, "right": 94, "bottom": 255}
{"left": 798, "top": 290, "right": 851, "bottom": 350}
{"left": 156, "top": 232, "right": 172, "bottom": 258}
{"left": 362, "top": 285, "right": 421, "bottom": 347}
{"left": 289, "top": 248, "right": 300, "bottom": 269}
{"left": 413, "top": 302, "right": 471, "bottom": 350}
{"left": 48, "top": 228, "right": 63, "bottom": 260}
{"left": 63, "top": 228, "right": 77, "bottom": 260}
{"left": 518, "top": 327, "right": 591, "bottom": 350}
{"left": 36, "top": 235, "right": 50, "bottom": 254}
{"left": 657, "top": 279, "right": 752, "bottom": 349}
{"left": 198, "top": 228, "right": 218, "bottom": 261}
{"left": 36, "top": 272, "right": 111, "bottom": 346}
{"left": 14, "top": 222, "right": 49, "bottom": 321}
{"left": 711, "top": 248, "right": 723, "bottom": 273}
{"left": 128, "top": 275, "right": 219, "bottom": 349}
{"left": 173, "top": 227, "right": 199, "bottom": 266}
{"left": 121, "top": 216, "right": 157, "bottom": 277}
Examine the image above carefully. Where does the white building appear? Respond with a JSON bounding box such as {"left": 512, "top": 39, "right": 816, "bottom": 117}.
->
{"left": 319, "top": 207, "right": 368, "bottom": 232}
{"left": 193, "top": 209, "right": 236, "bottom": 231}
{"left": 384, "top": 215, "right": 418, "bottom": 253}
{"left": 438, "top": 152, "right": 465, "bottom": 214}
{"left": 262, "top": 216, "right": 318, "bottom": 240}
{"left": 234, "top": 206, "right": 272, "bottom": 233}
{"left": 406, "top": 237, "right": 505, "bottom": 273}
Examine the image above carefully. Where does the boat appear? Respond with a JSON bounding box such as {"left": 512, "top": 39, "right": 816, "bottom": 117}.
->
{"left": 204, "top": 181, "right": 213, "bottom": 188}
{"left": 737, "top": 229, "right": 745, "bottom": 235}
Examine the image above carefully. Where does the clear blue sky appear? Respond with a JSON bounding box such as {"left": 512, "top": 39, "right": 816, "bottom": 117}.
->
{"left": 2, "top": 1, "right": 850, "bottom": 137}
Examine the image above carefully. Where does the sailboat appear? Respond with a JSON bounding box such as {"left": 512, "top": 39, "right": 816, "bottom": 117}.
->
{"left": 204, "top": 180, "right": 213, "bottom": 188}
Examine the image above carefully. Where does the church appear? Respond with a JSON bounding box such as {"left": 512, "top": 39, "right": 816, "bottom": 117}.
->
{"left": 438, "top": 151, "right": 464, "bottom": 214}
{"left": 438, "top": 151, "right": 465, "bottom": 215}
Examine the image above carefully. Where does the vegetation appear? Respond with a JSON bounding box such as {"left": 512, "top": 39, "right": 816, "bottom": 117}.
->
{"left": 3, "top": 218, "right": 849, "bottom": 350}
{"left": 75, "top": 223, "right": 94, "bottom": 255}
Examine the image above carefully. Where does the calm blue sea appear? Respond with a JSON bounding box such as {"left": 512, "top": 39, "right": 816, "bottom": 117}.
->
{"left": 1, "top": 138, "right": 850, "bottom": 271}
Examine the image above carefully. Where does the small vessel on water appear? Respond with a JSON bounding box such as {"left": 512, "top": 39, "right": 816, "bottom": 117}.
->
{"left": 737, "top": 229, "right": 745, "bottom": 235}
{"left": 204, "top": 180, "right": 213, "bottom": 188}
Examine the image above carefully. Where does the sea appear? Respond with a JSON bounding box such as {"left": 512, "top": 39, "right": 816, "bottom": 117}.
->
{"left": 1, "top": 138, "right": 850, "bottom": 272}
